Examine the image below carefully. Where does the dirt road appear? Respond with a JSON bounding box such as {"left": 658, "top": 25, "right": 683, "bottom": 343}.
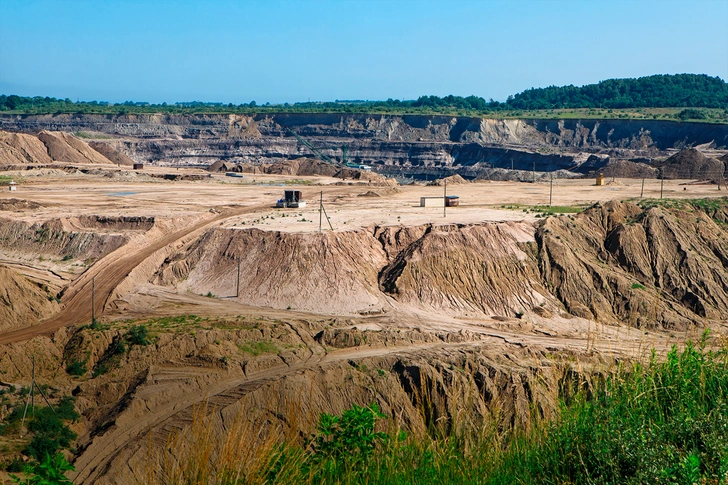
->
{"left": 0, "top": 205, "right": 267, "bottom": 345}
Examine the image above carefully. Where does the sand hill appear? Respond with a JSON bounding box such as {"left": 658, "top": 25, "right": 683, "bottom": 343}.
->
{"left": 0, "top": 130, "right": 119, "bottom": 166}
{"left": 658, "top": 147, "right": 725, "bottom": 181}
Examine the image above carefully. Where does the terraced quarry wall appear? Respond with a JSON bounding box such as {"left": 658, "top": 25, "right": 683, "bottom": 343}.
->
{"left": 2, "top": 114, "right": 727, "bottom": 176}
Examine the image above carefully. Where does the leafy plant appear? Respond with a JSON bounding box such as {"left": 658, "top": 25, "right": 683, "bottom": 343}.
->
{"left": 11, "top": 453, "right": 75, "bottom": 485}
{"left": 65, "top": 359, "right": 86, "bottom": 376}
{"left": 125, "top": 325, "right": 150, "bottom": 346}
{"left": 308, "top": 402, "right": 387, "bottom": 466}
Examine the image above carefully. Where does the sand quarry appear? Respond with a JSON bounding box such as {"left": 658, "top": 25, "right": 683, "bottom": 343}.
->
{"left": 2, "top": 160, "right": 728, "bottom": 484}
{"left": 1, "top": 163, "right": 725, "bottom": 347}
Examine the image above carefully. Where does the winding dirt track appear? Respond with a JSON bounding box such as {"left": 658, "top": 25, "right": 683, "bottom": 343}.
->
{"left": 0, "top": 205, "right": 267, "bottom": 345}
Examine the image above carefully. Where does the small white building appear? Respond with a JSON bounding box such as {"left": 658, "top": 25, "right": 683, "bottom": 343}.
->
{"left": 420, "top": 196, "right": 444, "bottom": 207}
{"left": 8, "top": 181, "right": 17, "bottom": 192}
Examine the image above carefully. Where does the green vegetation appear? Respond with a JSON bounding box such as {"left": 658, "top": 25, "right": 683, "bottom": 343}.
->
{"left": 238, "top": 340, "right": 279, "bottom": 356}
{"left": 2, "top": 75, "right": 726, "bottom": 122}
{"left": 65, "top": 359, "right": 87, "bottom": 376}
{"left": 0, "top": 175, "right": 22, "bottom": 185}
{"left": 305, "top": 403, "right": 388, "bottom": 477}
{"left": 0, "top": 397, "right": 79, "bottom": 463}
{"left": 10, "top": 452, "right": 75, "bottom": 485}
{"left": 678, "top": 108, "right": 708, "bottom": 120}
{"left": 508, "top": 74, "right": 728, "bottom": 110}
{"left": 125, "top": 324, "right": 150, "bottom": 346}
{"left": 631, "top": 282, "right": 646, "bottom": 290}
{"left": 160, "top": 337, "right": 727, "bottom": 484}
{"left": 500, "top": 204, "right": 587, "bottom": 216}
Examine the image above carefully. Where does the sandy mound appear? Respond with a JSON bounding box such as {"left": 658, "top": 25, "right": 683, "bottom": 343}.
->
{"left": 0, "top": 198, "right": 44, "bottom": 211}
{"left": 89, "top": 141, "right": 135, "bottom": 166}
{"left": 0, "top": 265, "right": 59, "bottom": 332}
{"left": 378, "top": 222, "right": 550, "bottom": 316}
{"left": 155, "top": 228, "right": 389, "bottom": 315}
{"left": 0, "top": 131, "right": 53, "bottom": 164}
{"left": 658, "top": 148, "right": 724, "bottom": 181}
{"left": 266, "top": 158, "right": 339, "bottom": 176}
{"left": 37, "top": 131, "right": 114, "bottom": 165}
{"left": 427, "top": 174, "right": 468, "bottom": 186}
{"left": 207, "top": 160, "right": 230, "bottom": 172}
{"left": 596, "top": 160, "right": 659, "bottom": 178}
{"left": 335, "top": 168, "right": 397, "bottom": 185}
{"left": 358, "top": 190, "right": 381, "bottom": 197}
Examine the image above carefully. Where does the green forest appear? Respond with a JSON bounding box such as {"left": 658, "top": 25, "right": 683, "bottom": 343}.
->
{"left": 1, "top": 74, "right": 726, "bottom": 117}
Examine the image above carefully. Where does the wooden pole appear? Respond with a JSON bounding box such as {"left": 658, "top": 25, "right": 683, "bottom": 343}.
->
{"left": 236, "top": 261, "right": 240, "bottom": 298}
{"left": 319, "top": 191, "right": 323, "bottom": 233}
{"left": 31, "top": 356, "right": 35, "bottom": 415}
{"left": 660, "top": 171, "right": 664, "bottom": 199}
{"left": 321, "top": 201, "right": 334, "bottom": 231}
{"left": 549, "top": 173, "right": 553, "bottom": 206}
{"left": 91, "top": 277, "right": 95, "bottom": 324}
{"left": 640, "top": 177, "right": 645, "bottom": 198}
{"left": 443, "top": 179, "right": 447, "bottom": 218}
{"left": 532, "top": 162, "right": 536, "bottom": 183}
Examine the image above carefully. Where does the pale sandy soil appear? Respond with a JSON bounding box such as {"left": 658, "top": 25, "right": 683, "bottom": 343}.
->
{"left": 2, "top": 165, "right": 723, "bottom": 230}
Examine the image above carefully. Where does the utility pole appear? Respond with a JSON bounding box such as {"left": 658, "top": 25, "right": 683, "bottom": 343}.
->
{"left": 236, "top": 261, "right": 241, "bottom": 298}
{"left": 91, "top": 277, "right": 95, "bottom": 324}
{"left": 660, "top": 170, "right": 664, "bottom": 199}
{"left": 511, "top": 159, "right": 514, "bottom": 171}
{"left": 640, "top": 176, "right": 645, "bottom": 198}
{"left": 549, "top": 173, "right": 554, "bottom": 206}
{"left": 31, "top": 356, "right": 35, "bottom": 415}
{"left": 318, "top": 192, "right": 334, "bottom": 231}
{"left": 443, "top": 179, "right": 447, "bottom": 218}
{"left": 532, "top": 162, "right": 536, "bottom": 183}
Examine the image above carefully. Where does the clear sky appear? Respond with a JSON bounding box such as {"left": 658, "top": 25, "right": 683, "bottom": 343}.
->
{"left": 1, "top": 0, "right": 726, "bottom": 104}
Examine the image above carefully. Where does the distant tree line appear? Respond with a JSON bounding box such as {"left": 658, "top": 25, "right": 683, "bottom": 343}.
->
{"left": 0, "top": 74, "right": 726, "bottom": 115}
{"left": 507, "top": 74, "right": 728, "bottom": 109}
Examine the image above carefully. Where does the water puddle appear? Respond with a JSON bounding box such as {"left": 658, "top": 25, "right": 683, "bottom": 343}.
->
{"left": 108, "top": 191, "right": 137, "bottom": 197}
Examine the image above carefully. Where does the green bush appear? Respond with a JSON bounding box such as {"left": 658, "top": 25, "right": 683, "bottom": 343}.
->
{"left": 65, "top": 359, "right": 86, "bottom": 376}
{"left": 678, "top": 108, "right": 707, "bottom": 120}
{"left": 125, "top": 325, "right": 150, "bottom": 346}
{"left": 10, "top": 452, "right": 74, "bottom": 485}
{"left": 23, "top": 406, "right": 78, "bottom": 461}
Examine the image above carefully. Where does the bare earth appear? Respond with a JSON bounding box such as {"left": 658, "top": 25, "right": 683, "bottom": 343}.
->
{"left": 1, "top": 165, "right": 726, "bottom": 484}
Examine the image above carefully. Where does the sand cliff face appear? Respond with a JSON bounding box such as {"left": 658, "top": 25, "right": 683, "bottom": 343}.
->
{"left": 2, "top": 114, "right": 726, "bottom": 176}
{"left": 146, "top": 200, "right": 728, "bottom": 327}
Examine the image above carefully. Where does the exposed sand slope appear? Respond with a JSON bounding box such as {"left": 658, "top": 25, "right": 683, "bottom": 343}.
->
{"left": 37, "top": 131, "right": 114, "bottom": 164}
{"left": 539, "top": 200, "right": 728, "bottom": 326}
{"left": 0, "top": 131, "right": 52, "bottom": 164}
{"left": 156, "top": 228, "right": 389, "bottom": 315}
{"left": 88, "top": 141, "right": 136, "bottom": 166}
{"left": 0, "top": 265, "right": 59, "bottom": 332}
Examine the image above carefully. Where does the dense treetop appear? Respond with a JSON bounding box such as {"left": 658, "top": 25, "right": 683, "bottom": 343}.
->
{"left": 507, "top": 74, "right": 728, "bottom": 109}
{"left": 0, "top": 74, "right": 726, "bottom": 116}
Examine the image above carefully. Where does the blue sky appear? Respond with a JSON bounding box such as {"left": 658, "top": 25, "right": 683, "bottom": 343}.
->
{"left": 1, "top": 0, "right": 726, "bottom": 104}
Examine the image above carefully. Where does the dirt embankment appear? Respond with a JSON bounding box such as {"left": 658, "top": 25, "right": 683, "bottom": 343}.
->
{"left": 146, "top": 199, "right": 728, "bottom": 327}
{"left": 0, "top": 130, "right": 118, "bottom": 166}
{"left": 538, "top": 199, "right": 728, "bottom": 326}
{"left": 0, "top": 265, "right": 59, "bottom": 332}
{"left": 0, "top": 217, "right": 130, "bottom": 263}
{"left": 0, "top": 314, "right": 601, "bottom": 485}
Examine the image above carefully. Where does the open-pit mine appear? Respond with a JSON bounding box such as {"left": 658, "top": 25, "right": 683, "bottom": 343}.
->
{"left": 0, "top": 114, "right": 727, "bottom": 484}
